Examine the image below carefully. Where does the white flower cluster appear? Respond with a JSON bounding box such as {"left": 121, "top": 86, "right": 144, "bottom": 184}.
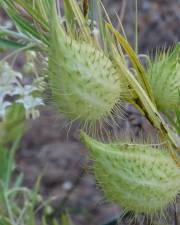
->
{"left": 0, "top": 62, "right": 44, "bottom": 119}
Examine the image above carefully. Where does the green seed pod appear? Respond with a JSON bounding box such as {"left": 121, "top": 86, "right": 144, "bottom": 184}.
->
{"left": 48, "top": 4, "right": 125, "bottom": 123}
{"left": 147, "top": 45, "right": 180, "bottom": 111}
{"left": 81, "top": 132, "right": 180, "bottom": 214}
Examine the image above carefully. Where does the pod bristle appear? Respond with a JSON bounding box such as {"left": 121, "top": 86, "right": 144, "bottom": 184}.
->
{"left": 47, "top": 4, "right": 126, "bottom": 125}
{"left": 147, "top": 45, "right": 180, "bottom": 111}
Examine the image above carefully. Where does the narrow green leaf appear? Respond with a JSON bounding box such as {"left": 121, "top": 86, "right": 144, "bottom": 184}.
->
{"left": 65, "top": 0, "right": 92, "bottom": 42}
{"left": 61, "top": 213, "right": 74, "bottom": 225}
{"left": 0, "top": 104, "right": 25, "bottom": 145}
{"left": 96, "top": 0, "right": 108, "bottom": 51}
{"left": 107, "top": 23, "right": 179, "bottom": 151}
{"left": 64, "top": 0, "right": 75, "bottom": 34}
{"left": 0, "top": 146, "right": 10, "bottom": 185}
{"left": 5, "top": 136, "right": 21, "bottom": 189}
{"left": 0, "top": 38, "right": 27, "bottom": 50}
{"left": 15, "top": 0, "right": 49, "bottom": 29}
{"left": 1, "top": 0, "right": 48, "bottom": 44}
{"left": 107, "top": 23, "right": 155, "bottom": 104}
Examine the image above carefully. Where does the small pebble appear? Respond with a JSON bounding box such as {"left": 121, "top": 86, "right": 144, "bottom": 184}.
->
{"left": 62, "top": 181, "right": 73, "bottom": 190}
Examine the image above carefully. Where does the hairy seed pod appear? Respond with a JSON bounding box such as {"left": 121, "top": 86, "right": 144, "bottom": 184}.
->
{"left": 81, "top": 132, "right": 180, "bottom": 214}
{"left": 48, "top": 5, "right": 125, "bottom": 123}
{"left": 147, "top": 45, "right": 180, "bottom": 111}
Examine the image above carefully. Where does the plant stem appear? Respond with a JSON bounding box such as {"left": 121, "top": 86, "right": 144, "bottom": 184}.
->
{"left": 134, "top": 0, "right": 138, "bottom": 54}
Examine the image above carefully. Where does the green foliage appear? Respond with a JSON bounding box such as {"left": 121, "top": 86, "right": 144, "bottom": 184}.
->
{"left": 61, "top": 213, "right": 75, "bottom": 225}
{"left": 0, "top": 26, "right": 39, "bottom": 53}
{"left": 0, "top": 38, "right": 27, "bottom": 51}
{"left": 108, "top": 24, "right": 179, "bottom": 150}
{"left": 0, "top": 0, "right": 179, "bottom": 223}
{"left": 0, "top": 118, "right": 63, "bottom": 225}
{"left": 0, "top": 104, "right": 25, "bottom": 145}
{"left": 0, "top": 0, "right": 48, "bottom": 43}
{"left": 0, "top": 142, "right": 55, "bottom": 225}
{"left": 0, "top": 142, "right": 17, "bottom": 188}
{"left": 81, "top": 132, "right": 180, "bottom": 214}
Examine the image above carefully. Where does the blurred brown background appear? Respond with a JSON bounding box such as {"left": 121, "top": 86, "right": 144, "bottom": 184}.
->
{"left": 104, "top": 0, "right": 180, "bottom": 52}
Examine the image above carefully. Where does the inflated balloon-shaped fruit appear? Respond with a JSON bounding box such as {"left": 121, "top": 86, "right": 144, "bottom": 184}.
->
{"left": 48, "top": 3, "right": 125, "bottom": 123}
{"left": 81, "top": 132, "right": 180, "bottom": 214}
{"left": 147, "top": 45, "right": 180, "bottom": 111}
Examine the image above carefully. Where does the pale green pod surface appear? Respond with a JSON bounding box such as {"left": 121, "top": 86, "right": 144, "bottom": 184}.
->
{"left": 48, "top": 6, "right": 123, "bottom": 123}
{"left": 81, "top": 132, "right": 180, "bottom": 214}
{"left": 147, "top": 45, "right": 180, "bottom": 111}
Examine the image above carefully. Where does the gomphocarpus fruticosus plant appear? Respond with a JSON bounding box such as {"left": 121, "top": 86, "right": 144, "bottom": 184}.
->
{"left": 0, "top": 0, "right": 179, "bottom": 223}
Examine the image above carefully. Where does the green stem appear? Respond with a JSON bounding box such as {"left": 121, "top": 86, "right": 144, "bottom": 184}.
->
{"left": 4, "top": 193, "right": 16, "bottom": 225}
